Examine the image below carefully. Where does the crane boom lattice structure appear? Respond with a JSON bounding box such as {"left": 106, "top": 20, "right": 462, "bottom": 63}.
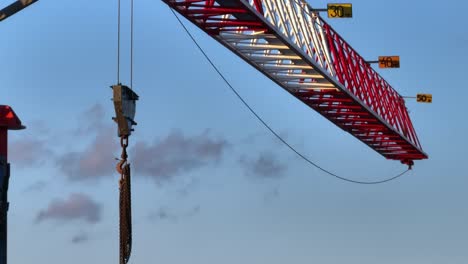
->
{"left": 163, "top": 0, "right": 428, "bottom": 165}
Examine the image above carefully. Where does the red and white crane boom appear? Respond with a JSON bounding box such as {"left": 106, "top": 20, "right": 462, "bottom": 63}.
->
{"left": 163, "top": 0, "right": 428, "bottom": 166}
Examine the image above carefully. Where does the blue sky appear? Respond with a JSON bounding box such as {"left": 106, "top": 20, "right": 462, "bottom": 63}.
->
{"left": 2, "top": 0, "right": 467, "bottom": 263}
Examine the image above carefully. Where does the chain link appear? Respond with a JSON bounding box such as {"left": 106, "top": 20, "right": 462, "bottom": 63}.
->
{"left": 117, "top": 136, "right": 132, "bottom": 264}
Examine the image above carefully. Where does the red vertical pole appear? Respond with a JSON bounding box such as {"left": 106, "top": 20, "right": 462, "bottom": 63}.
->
{"left": 0, "top": 129, "right": 7, "bottom": 160}
{"left": 0, "top": 128, "right": 8, "bottom": 264}
{"left": 0, "top": 105, "right": 25, "bottom": 264}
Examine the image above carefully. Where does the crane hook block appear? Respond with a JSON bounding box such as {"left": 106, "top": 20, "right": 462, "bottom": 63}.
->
{"left": 111, "top": 84, "right": 139, "bottom": 138}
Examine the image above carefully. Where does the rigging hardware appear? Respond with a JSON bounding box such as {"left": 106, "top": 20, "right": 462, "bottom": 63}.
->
{"left": 113, "top": 0, "right": 137, "bottom": 261}
{"left": 112, "top": 84, "right": 138, "bottom": 264}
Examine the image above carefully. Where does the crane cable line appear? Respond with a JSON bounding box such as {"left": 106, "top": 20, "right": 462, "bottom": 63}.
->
{"left": 130, "top": 0, "right": 134, "bottom": 89}
{"left": 117, "top": 0, "right": 120, "bottom": 83}
{"left": 169, "top": 8, "right": 411, "bottom": 185}
{"left": 117, "top": 0, "right": 135, "bottom": 89}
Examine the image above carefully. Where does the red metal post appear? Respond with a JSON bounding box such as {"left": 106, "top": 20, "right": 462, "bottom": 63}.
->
{"left": 0, "top": 130, "right": 6, "bottom": 160}
{"left": 0, "top": 105, "right": 25, "bottom": 264}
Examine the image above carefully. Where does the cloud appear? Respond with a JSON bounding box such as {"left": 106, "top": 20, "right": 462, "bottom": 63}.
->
{"left": 176, "top": 177, "right": 200, "bottom": 197}
{"left": 56, "top": 103, "right": 228, "bottom": 183}
{"left": 56, "top": 126, "right": 118, "bottom": 181}
{"left": 263, "top": 187, "right": 280, "bottom": 203}
{"left": 239, "top": 152, "right": 286, "bottom": 179}
{"left": 148, "top": 205, "right": 200, "bottom": 222}
{"left": 55, "top": 103, "right": 120, "bottom": 181}
{"left": 240, "top": 131, "right": 289, "bottom": 147}
{"left": 28, "top": 120, "right": 51, "bottom": 135}
{"left": 185, "top": 205, "right": 201, "bottom": 217}
{"left": 74, "top": 104, "right": 106, "bottom": 136}
{"left": 36, "top": 193, "right": 101, "bottom": 224}
{"left": 132, "top": 130, "right": 229, "bottom": 182}
{"left": 149, "top": 207, "right": 177, "bottom": 222}
{"left": 9, "top": 137, "right": 53, "bottom": 167}
{"left": 71, "top": 232, "right": 89, "bottom": 244}
{"left": 23, "top": 181, "right": 47, "bottom": 192}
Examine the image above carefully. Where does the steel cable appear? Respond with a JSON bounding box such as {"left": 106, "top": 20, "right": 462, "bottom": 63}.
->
{"left": 117, "top": 0, "right": 121, "bottom": 83}
{"left": 130, "top": 0, "right": 134, "bottom": 89}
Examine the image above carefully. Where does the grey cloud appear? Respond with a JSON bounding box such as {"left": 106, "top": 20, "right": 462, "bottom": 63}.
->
{"left": 263, "top": 187, "right": 280, "bottom": 203}
{"left": 9, "top": 137, "right": 53, "bottom": 167}
{"left": 132, "top": 130, "right": 229, "bottom": 182}
{"left": 240, "top": 131, "right": 289, "bottom": 147}
{"left": 149, "top": 207, "right": 177, "bottom": 222}
{"left": 28, "top": 120, "right": 51, "bottom": 135}
{"left": 239, "top": 152, "right": 286, "bottom": 179}
{"left": 71, "top": 232, "right": 89, "bottom": 244}
{"left": 185, "top": 205, "right": 201, "bottom": 217}
{"left": 149, "top": 205, "right": 201, "bottom": 222}
{"left": 24, "top": 181, "right": 47, "bottom": 192}
{"left": 74, "top": 104, "right": 106, "bottom": 136}
{"left": 36, "top": 193, "right": 101, "bottom": 224}
{"left": 176, "top": 177, "right": 200, "bottom": 197}
{"left": 57, "top": 126, "right": 118, "bottom": 181}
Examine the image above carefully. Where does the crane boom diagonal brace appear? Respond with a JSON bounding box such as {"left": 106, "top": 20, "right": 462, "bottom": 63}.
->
{"left": 162, "top": 0, "right": 428, "bottom": 165}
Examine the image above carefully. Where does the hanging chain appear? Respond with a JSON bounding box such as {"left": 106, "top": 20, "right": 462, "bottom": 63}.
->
{"left": 117, "top": 136, "right": 132, "bottom": 264}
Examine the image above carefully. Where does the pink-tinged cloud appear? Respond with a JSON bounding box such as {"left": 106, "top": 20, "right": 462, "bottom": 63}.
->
{"left": 57, "top": 126, "right": 118, "bottom": 181}
{"left": 9, "top": 137, "right": 53, "bottom": 167}
{"left": 36, "top": 193, "right": 101, "bottom": 224}
{"left": 57, "top": 103, "right": 229, "bottom": 182}
{"left": 239, "top": 152, "right": 286, "bottom": 179}
{"left": 132, "top": 130, "right": 229, "bottom": 182}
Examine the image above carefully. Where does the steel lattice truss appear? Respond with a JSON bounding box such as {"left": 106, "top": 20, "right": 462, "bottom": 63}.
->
{"left": 163, "top": 0, "right": 428, "bottom": 165}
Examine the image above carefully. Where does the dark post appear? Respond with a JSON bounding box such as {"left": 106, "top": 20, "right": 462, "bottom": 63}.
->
{"left": 0, "top": 106, "right": 25, "bottom": 264}
{"left": 0, "top": 129, "right": 8, "bottom": 264}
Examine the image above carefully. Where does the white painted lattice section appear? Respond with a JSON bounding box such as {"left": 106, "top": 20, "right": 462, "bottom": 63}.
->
{"left": 212, "top": 0, "right": 338, "bottom": 92}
